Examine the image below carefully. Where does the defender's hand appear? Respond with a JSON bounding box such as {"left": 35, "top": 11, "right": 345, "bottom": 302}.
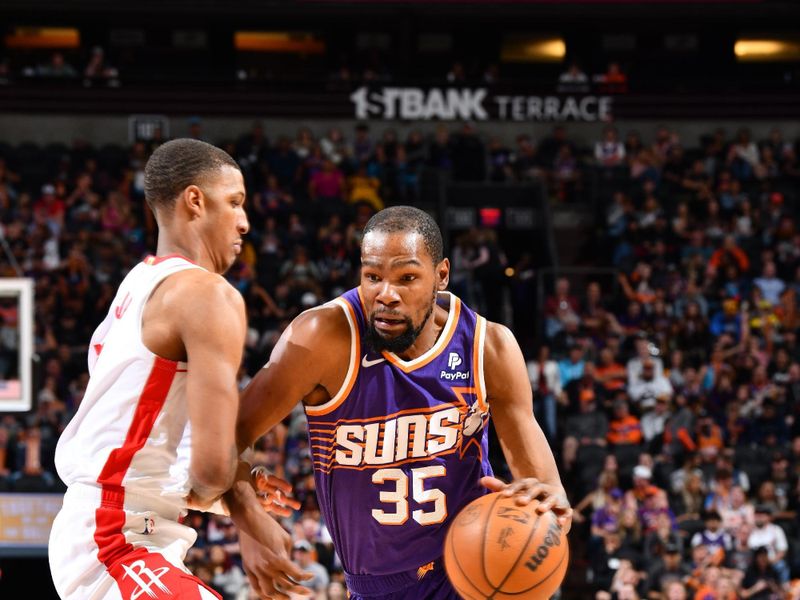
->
{"left": 239, "top": 522, "right": 312, "bottom": 600}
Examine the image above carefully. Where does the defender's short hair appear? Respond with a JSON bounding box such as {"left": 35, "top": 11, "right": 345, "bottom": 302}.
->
{"left": 363, "top": 206, "right": 444, "bottom": 264}
{"left": 143, "top": 138, "right": 240, "bottom": 211}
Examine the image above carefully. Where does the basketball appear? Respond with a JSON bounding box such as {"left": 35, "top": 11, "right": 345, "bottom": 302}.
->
{"left": 444, "top": 493, "right": 569, "bottom": 599}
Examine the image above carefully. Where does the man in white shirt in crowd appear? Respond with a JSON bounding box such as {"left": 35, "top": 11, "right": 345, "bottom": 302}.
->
{"left": 628, "top": 358, "right": 673, "bottom": 412}
{"left": 747, "top": 505, "right": 790, "bottom": 584}
{"left": 627, "top": 337, "right": 665, "bottom": 385}
{"left": 640, "top": 396, "right": 671, "bottom": 447}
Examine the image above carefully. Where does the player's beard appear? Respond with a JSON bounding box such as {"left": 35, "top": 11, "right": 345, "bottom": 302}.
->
{"left": 365, "top": 289, "right": 437, "bottom": 355}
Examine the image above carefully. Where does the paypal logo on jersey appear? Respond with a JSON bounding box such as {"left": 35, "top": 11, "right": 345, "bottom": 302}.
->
{"left": 441, "top": 352, "right": 469, "bottom": 380}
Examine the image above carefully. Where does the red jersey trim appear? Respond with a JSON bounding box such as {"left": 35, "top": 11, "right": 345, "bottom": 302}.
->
{"left": 93, "top": 356, "right": 178, "bottom": 568}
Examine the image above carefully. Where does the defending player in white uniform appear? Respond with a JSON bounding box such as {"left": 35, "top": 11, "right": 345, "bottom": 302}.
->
{"left": 48, "top": 139, "right": 307, "bottom": 600}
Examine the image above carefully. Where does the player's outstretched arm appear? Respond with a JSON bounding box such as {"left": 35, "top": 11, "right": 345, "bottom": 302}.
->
{"left": 222, "top": 305, "right": 349, "bottom": 596}
{"left": 167, "top": 271, "right": 247, "bottom": 508}
{"left": 236, "top": 304, "right": 350, "bottom": 450}
{"left": 480, "top": 322, "right": 573, "bottom": 531}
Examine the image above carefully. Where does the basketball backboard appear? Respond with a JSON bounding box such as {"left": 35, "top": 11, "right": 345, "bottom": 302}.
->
{"left": 0, "top": 278, "right": 33, "bottom": 413}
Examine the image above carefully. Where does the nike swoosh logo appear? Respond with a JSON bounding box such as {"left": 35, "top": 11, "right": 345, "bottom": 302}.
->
{"left": 362, "top": 355, "right": 386, "bottom": 368}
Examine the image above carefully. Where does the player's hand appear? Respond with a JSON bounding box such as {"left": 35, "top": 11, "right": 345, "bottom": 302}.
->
{"left": 481, "top": 476, "right": 573, "bottom": 534}
{"left": 239, "top": 519, "right": 312, "bottom": 599}
{"left": 251, "top": 466, "right": 302, "bottom": 518}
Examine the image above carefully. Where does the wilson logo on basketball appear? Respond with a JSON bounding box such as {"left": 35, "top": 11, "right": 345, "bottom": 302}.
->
{"left": 525, "top": 521, "right": 563, "bottom": 573}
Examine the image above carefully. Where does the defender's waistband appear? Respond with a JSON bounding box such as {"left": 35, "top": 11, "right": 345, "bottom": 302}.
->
{"left": 344, "top": 558, "right": 444, "bottom": 596}
{"left": 64, "top": 482, "right": 185, "bottom": 521}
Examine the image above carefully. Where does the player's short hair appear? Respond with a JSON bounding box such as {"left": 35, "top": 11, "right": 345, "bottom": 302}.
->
{"left": 144, "top": 138, "right": 239, "bottom": 212}
{"left": 363, "top": 206, "right": 444, "bottom": 264}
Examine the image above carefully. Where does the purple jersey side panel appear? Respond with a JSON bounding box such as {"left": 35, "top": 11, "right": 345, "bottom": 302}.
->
{"left": 306, "top": 288, "right": 493, "bottom": 576}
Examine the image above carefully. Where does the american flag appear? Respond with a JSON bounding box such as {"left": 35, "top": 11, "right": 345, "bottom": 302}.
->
{"left": 0, "top": 380, "right": 21, "bottom": 400}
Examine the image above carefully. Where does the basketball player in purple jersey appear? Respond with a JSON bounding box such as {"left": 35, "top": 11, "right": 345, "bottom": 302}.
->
{"left": 236, "top": 206, "right": 571, "bottom": 599}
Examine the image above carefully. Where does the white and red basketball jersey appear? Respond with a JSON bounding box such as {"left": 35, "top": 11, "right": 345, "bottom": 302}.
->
{"left": 55, "top": 254, "right": 203, "bottom": 513}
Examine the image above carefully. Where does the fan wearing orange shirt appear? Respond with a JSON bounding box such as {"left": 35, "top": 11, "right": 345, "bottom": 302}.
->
{"left": 596, "top": 347, "right": 627, "bottom": 394}
{"left": 607, "top": 399, "right": 643, "bottom": 447}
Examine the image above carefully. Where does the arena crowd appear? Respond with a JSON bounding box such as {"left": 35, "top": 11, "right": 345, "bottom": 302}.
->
{"left": 1, "top": 120, "right": 799, "bottom": 599}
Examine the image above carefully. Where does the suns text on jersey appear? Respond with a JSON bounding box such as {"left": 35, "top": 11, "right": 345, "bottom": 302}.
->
{"left": 333, "top": 406, "right": 462, "bottom": 467}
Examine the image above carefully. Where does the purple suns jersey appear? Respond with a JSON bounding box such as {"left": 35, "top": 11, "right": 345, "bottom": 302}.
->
{"left": 305, "top": 288, "right": 493, "bottom": 576}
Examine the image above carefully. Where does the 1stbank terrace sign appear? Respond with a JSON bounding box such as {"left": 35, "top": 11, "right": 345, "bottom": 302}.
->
{"left": 350, "top": 86, "right": 613, "bottom": 122}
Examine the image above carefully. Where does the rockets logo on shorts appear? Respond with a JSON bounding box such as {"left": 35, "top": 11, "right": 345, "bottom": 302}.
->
{"left": 121, "top": 560, "right": 172, "bottom": 599}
